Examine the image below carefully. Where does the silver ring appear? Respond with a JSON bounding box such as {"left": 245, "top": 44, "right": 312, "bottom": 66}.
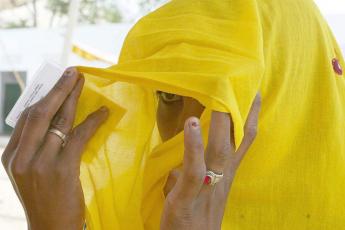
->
{"left": 204, "top": 170, "right": 224, "bottom": 186}
{"left": 48, "top": 128, "right": 67, "bottom": 146}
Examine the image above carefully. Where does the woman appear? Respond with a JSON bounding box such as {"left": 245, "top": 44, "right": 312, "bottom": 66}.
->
{"left": 3, "top": 0, "right": 345, "bottom": 229}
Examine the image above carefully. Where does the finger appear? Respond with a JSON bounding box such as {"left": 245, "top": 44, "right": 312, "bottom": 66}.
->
{"left": 229, "top": 92, "right": 261, "bottom": 169}
{"left": 205, "top": 111, "right": 234, "bottom": 174}
{"left": 59, "top": 106, "right": 109, "bottom": 166}
{"left": 164, "top": 169, "right": 180, "bottom": 197}
{"left": 41, "top": 76, "right": 85, "bottom": 158}
{"left": 1, "top": 108, "right": 29, "bottom": 170}
{"left": 42, "top": 67, "right": 81, "bottom": 118}
{"left": 169, "top": 117, "right": 206, "bottom": 203}
{"left": 16, "top": 68, "right": 80, "bottom": 162}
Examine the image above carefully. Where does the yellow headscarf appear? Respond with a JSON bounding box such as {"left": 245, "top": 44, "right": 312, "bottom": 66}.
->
{"left": 75, "top": 0, "right": 345, "bottom": 229}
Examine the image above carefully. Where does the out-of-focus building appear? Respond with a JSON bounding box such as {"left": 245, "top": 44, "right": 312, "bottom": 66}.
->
{"left": 0, "top": 23, "right": 132, "bottom": 135}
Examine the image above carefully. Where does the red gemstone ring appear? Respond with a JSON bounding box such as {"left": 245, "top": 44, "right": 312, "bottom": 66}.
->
{"left": 203, "top": 170, "right": 224, "bottom": 186}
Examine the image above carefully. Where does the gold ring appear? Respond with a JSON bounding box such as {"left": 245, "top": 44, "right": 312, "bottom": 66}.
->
{"left": 48, "top": 128, "right": 67, "bottom": 146}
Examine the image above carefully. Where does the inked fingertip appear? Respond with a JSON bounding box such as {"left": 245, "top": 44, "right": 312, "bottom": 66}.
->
{"left": 191, "top": 121, "right": 198, "bottom": 128}
{"left": 188, "top": 117, "right": 199, "bottom": 129}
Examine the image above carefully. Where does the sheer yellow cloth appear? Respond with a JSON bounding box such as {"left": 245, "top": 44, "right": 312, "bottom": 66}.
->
{"left": 75, "top": 0, "right": 345, "bottom": 229}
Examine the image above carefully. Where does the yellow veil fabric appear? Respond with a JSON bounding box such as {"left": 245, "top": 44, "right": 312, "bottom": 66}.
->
{"left": 75, "top": 0, "right": 345, "bottom": 229}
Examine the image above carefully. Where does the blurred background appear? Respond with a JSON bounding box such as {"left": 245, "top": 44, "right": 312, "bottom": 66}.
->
{"left": 0, "top": 0, "right": 344, "bottom": 229}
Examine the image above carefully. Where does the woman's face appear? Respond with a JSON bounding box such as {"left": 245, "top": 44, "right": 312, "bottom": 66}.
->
{"left": 156, "top": 91, "right": 205, "bottom": 141}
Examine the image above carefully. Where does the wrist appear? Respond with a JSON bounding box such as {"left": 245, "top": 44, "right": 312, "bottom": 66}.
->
{"left": 28, "top": 218, "right": 84, "bottom": 230}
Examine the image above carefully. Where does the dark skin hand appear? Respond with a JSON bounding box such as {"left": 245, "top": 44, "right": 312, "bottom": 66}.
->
{"left": 157, "top": 92, "right": 261, "bottom": 229}
{"left": 1, "top": 68, "right": 261, "bottom": 229}
{"left": 1, "top": 68, "right": 109, "bottom": 230}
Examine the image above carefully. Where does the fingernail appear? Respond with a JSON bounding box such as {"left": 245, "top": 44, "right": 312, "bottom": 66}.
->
{"left": 189, "top": 118, "right": 199, "bottom": 129}
{"left": 100, "top": 106, "right": 109, "bottom": 113}
{"left": 63, "top": 67, "right": 76, "bottom": 78}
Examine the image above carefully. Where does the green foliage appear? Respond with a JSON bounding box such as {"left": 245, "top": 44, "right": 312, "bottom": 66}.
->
{"left": 103, "top": 6, "right": 122, "bottom": 23}
{"left": 46, "top": 0, "right": 122, "bottom": 24}
{"left": 46, "top": 0, "right": 69, "bottom": 16}
{"left": 4, "top": 19, "right": 29, "bottom": 28}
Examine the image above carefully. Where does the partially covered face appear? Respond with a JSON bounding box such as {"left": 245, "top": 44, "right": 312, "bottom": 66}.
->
{"left": 156, "top": 91, "right": 205, "bottom": 141}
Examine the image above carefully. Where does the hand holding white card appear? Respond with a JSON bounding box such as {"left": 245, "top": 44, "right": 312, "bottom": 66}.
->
{"left": 5, "top": 61, "right": 64, "bottom": 128}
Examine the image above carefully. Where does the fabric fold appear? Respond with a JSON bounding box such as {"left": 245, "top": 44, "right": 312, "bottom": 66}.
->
{"left": 75, "top": 0, "right": 264, "bottom": 228}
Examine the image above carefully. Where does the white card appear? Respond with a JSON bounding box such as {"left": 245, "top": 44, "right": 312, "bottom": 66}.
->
{"left": 5, "top": 61, "right": 64, "bottom": 128}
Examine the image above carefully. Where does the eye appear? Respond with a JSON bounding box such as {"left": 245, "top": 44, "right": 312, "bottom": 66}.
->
{"left": 157, "top": 91, "right": 183, "bottom": 103}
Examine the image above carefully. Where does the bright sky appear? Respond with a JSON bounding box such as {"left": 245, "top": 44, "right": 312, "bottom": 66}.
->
{"left": 116, "top": 0, "right": 345, "bottom": 22}
{"left": 116, "top": 0, "right": 345, "bottom": 18}
{"left": 315, "top": 0, "right": 345, "bottom": 14}
{"left": 0, "top": 0, "right": 343, "bottom": 28}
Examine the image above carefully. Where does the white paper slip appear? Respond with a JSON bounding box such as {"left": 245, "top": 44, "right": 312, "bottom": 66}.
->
{"left": 5, "top": 61, "right": 64, "bottom": 128}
